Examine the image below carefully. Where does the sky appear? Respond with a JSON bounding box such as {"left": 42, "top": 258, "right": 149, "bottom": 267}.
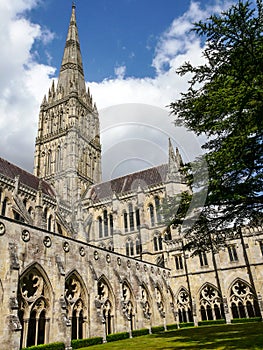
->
{"left": 0, "top": 0, "right": 237, "bottom": 181}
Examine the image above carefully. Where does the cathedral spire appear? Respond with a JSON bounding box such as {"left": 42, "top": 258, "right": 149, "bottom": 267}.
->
{"left": 57, "top": 3, "right": 86, "bottom": 96}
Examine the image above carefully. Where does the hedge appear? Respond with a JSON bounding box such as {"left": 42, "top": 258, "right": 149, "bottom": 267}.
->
{"left": 131, "top": 328, "right": 149, "bottom": 337}
{"left": 198, "top": 319, "right": 226, "bottom": 326}
{"left": 178, "top": 322, "right": 194, "bottom": 328}
{"left": 151, "top": 326, "right": 165, "bottom": 334}
{"left": 166, "top": 324, "right": 178, "bottom": 331}
{"left": 231, "top": 317, "right": 262, "bottom": 324}
{"left": 106, "top": 332, "right": 130, "bottom": 342}
{"left": 71, "top": 337, "right": 103, "bottom": 349}
{"left": 22, "top": 342, "right": 65, "bottom": 350}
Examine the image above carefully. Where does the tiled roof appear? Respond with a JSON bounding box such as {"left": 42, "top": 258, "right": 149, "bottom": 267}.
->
{"left": 88, "top": 164, "right": 168, "bottom": 202}
{"left": 0, "top": 157, "right": 55, "bottom": 197}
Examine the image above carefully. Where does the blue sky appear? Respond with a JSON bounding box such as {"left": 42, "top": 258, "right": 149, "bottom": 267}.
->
{"left": 0, "top": 0, "right": 237, "bottom": 178}
{"left": 29, "top": 0, "right": 198, "bottom": 81}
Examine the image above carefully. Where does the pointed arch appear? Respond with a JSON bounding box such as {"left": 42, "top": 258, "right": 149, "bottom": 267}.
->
{"left": 229, "top": 278, "right": 260, "bottom": 319}
{"left": 121, "top": 279, "right": 136, "bottom": 331}
{"left": 199, "top": 283, "right": 224, "bottom": 321}
{"left": 176, "top": 286, "right": 193, "bottom": 323}
{"left": 155, "top": 284, "right": 165, "bottom": 318}
{"left": 140, "top": 282, "right": 152, "bottom": 320}
{"left": 18, "top": 263, "right": 53, "bottom": 348}
{"left": 97, "top": 275, "right": 115, "bottom": 336}
{"left": 65, "top": 270, "right": 89, "bottom": 341}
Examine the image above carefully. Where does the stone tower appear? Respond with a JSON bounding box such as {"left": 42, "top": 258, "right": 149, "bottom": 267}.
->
{"left": 34, "top": 4, "right": 101, "bottom": 206}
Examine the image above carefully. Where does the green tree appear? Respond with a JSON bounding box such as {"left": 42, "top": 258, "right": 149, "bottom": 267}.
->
{"left": 166, "top": 0, "right": 263, "bottom": 251}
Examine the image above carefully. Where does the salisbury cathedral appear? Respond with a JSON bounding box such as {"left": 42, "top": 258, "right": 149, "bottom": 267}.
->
{"left": 0, "top": 5, "right": 263, "bottom": 350}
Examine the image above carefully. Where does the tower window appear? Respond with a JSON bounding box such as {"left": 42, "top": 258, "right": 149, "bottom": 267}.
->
{"left": 124, "top": 211, "right": 128, "bottom": 232}
{"left": 154, "top": 196, "right": 161, "bottom": 223}
{"left": 153, "top": 235, "right": 163, "bottom": 251}
{"left": 149, "top": 204, "right": 155, "bottom": 227}
{"left": 136, "top": 209, "right": 140, "bottom": 229}
{"left": 103, "top": 210, "right": 108, "bottom": 237}
{"left": 175, "top": 255, "right": 183, "bottom": 270}
{"left": 109, "top": 214, "right": 114, "bottom": 235}
{"left": 199, "top": 252, "right": 208, "bottom": 267}
{"left": 128, "top": 203, "right": 134, "bottom": 231}
{"left": 98, "top": 217, "right": 103, "bottom": 238}
{"left": 228, "top": 245, "right": 238, "bottom": 262}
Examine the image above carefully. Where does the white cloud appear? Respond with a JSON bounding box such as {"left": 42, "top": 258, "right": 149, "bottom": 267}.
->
{"left": 0, "top": 0, "right": 55, "bottom": 171}
{"left": 0, "top": 0, "right": 233, "bottom": 178}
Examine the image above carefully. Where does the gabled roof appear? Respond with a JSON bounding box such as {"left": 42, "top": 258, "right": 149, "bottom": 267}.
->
{"left": 88, "top": 164, "right": 168, "bottom": 202}
{"left": 0, "top": 157, "right": 55, "bottom": 197}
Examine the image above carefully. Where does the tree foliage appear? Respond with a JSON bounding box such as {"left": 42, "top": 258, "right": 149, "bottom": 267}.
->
{"left": 166, "top": 0, "right": 263, "bottom": 251}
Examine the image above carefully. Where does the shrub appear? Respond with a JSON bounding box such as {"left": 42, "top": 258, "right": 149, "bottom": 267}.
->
{"left": 198, "top": 319, "right": 226, "bottom": 326}
{"left": 132, "top": 328, "right": 149, "bottom": 337}
{"left": 231, "top": 317, "right": 262, "bottom": 324}
{"left": 71, "top": 337, "right": 103, "bottom": 349}
{"left": 106, "top": 332, "right": 130, "bottom": 342}
{"left": 22, "top": 342, "right": 65, "bottom": 350}
{"left": 179, "top": 322, "right": 194, "bottom": 328}
{"left": 151, "top": 326, "right": 164, "bottom": 334}
{"left": 166, "top": 324, "right": 178, "bottom": 331}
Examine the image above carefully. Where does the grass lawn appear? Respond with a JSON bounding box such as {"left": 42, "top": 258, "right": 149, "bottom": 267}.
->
{"left": 81, "top": 323, "right": 263, "bottom": 349}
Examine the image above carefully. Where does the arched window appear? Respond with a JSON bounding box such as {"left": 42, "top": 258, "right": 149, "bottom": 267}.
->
{"left": 136, "top": 237, "right": 142, "bottom": 255}
{"left": 46, "top": 151, "right": 52, "bottom": 175}
{"left": 135, "top": 208, "right": 140, "bottom": 229}
{"left": 109, "top": 214, "right": 114, "bottom": 235}
{"left": 199, "top": 284, "right": 224, "bottom": 321}
{"left": 56, "top": 146, "right": 62, "bottom": 172}
{"left": 126, "top": 240, "right": 134, "bottom": 256}
{"left": 98, "top": 217, "right": 103, "bottom": 238}
{"left": 177, "top": 288, "right": 193, "bottom": 323}
{"left": 65, "top": 273, "right": 87, "bottom": 341}
{"left": 47, "top": 215, "right": 53, "bottom": 232}
{"left": 122, "top": 282, "right": 134, "bottom": 331}
{"left": 154, "top": 196, "right": 161, "bottom": 223}
{"left": 97, "top": 278, "right": 114, "bottom": 336}
{"left": 154, "top": 236, "right": 158, "bottom": 251}
{"left": 1, "top": 197, "right": 8, "bottom": 216}
{"left": 123, "top": 211, "right": 128, "bottom": 232}
{"left": 28, "top": 207, "right": 34, "bottom": 219}
{"left": 103, "top": 210, "right": 108, "bottom": 237}
{"left": 149, "top": 204, "right": 155, "bottom": 227}
{"left": 18, "top": 266, "right": 51, "bottom": 348}
{"left": 128, "top": 203, "right": 134, "bottom": 231}
{"left": 153, "top": 234, "right": 163, "bottom": 251}
{"left": 230, "top": 280, "right": 260, "bottom": 319}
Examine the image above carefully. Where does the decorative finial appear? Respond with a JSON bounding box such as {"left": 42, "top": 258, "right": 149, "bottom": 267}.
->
{"left": 72, "top": 1, "right": 76, "bottom": 8}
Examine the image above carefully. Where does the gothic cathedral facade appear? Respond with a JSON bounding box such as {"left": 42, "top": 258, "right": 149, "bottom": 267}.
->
{"left": 0, "top": 5, "right": 263, "bottom": 350}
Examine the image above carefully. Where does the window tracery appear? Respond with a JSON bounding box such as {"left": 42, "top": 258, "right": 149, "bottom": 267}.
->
{"left": 121, "top": 282, "right": 134, "bottom": 331}
{"left": 200, "top": 284, "right": 223, "bottom": 321}
{"left": 65, "top": 273, "right": 87, "bottom": 341}
{"left": 140, "top": 285, "right": 151, "bottom": 319}
{"left": 95, "top": 278, "right": 114, "bottom": 336}
{"left": 230, "top": 280, "right": 259, "bottom": 319}
{"left": 177, "top": 288, "right": 193, "bottom": 323}
{"left": 18, "top": 267, "right": 51, "bottom": 348}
